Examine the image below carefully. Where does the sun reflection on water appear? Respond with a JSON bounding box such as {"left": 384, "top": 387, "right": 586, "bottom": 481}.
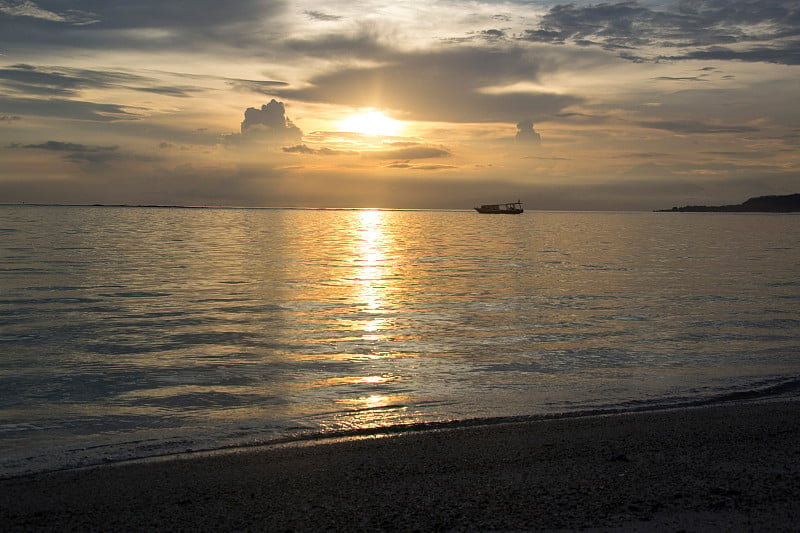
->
{"left": 354, "top": 209, "right": 392, "bottom": 326}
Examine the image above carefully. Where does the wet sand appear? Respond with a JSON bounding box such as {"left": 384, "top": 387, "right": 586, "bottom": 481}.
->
{"left": 2, "top": 400, "right": 799, "bottom": 531}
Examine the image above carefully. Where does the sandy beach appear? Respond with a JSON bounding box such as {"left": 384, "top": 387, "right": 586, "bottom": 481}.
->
{"left": 2, "top": 399, "right": 799, "bottom": 532}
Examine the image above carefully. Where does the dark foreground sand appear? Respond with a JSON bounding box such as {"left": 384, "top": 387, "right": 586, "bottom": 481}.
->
{"left": 2, "top": 400, "right": 799, "bottom": 532}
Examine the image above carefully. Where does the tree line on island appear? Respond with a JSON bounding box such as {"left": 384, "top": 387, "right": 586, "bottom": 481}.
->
{"left": 658, "top": 193, "right": 800, "bottom": 212}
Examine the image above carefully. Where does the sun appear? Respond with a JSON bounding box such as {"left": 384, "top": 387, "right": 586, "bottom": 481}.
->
{"left": 338, "top": 109, "right": 403, "bottom": 136}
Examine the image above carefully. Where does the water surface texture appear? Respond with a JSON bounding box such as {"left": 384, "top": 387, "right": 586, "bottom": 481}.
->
{"left": 1, "top": 206, "right": 798, "bottom": 475}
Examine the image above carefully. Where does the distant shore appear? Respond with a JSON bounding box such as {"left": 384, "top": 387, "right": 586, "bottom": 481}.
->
{"left": 657, "top": 193, "right": 800, "bottom": 212}
{"left": 2, "top": 399, "right": 799, "bottom": 531}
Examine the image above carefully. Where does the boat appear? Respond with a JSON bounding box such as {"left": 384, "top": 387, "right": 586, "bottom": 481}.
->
{"left": 474, "top": 200, "right": 523, "bottom": 214}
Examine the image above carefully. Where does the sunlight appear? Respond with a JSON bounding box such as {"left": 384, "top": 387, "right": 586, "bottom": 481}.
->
{"left": 356, "top": 209, "right": 387, "bottom": 314}
{"left": 338, "top": 110, "right": 403, "bottom": 136}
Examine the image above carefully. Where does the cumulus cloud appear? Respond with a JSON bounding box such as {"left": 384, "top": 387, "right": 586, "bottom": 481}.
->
{"left": 239, "top": 99, "right": 302, "bottom": 144}
{"left": 515, "top": 120, "right": 542, "bottom": 144}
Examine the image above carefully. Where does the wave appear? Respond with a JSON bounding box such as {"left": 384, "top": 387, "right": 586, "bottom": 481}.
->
{"left": 6, "top": 375, "right": 797, "bottom": 480}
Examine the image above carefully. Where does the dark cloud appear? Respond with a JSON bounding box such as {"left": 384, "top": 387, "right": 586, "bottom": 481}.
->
{"left": 226, "top": 99, "right": 302, "bottom": 145}
{"left": 304, "top": 10, "right": 341, "bottom": 22}
{"left": 666, "top": 41, "right": 800, "bottom": 65}
{"left": 0, "top": 64, "right": 141, "bottom": 97}
{"left": 638, "top": 120, "right": 760, "bottom": 134}
{"left": 522, "top": 0, "right": 800, "bottom": 64}
{"left": 700, "top": 150, "right": 777, "bottom": 159}
{"left": 480, "top": 29, "right": 507, "bottom": 41}
{"left": 0, "top": 64, "right": 206, "bottom": 102}
{"left": 0, "top": 0, "right": 287, "bottom": 52}
{"left": 227, "top": 79, "right": 290, "bottom": 95}
{"left": 405, "top": 164, "right": 457, "bottom": 171}
{"left": 275, "top": 46, "right": 582, "bottom": 123}
{"left": 20, "top": 140, "right": 115, "bottom": 151}
{"left": 0, "top": 95, "right": 137, "bottom": 121}
{"left": 384, "top": 162, "right": 457, "bottom": 170}
{"left": 283, "top": 144, "right": 357, "bottom": 156}
{"left": 364, "top": 146, "right": 451, "bottom": 160}
{"left": 132, "top": 86, "right": 206, "bottom": 98}
{"left": 14, "top": 140, "right": 121, "bottom": 163}
{"left": 617, "top": 152, "right": 673, "bottom": 159}
{"left": 515, "top": 120, "right": 542, "bottom": 144}
{"left": 653, "top": 76, "right": 708, "bottom": 82}
{"left": 241, "top": 100, "right": 302, "bottom": 139}
{"left": 0, "top": 1, "right": 98, "bottom": 24}
{"left": 284, "top": 27, "right": 394, "bottom": 58}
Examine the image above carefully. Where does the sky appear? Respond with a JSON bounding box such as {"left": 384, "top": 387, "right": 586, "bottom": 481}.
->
{"left": 1, "top": 0, "right": 798, "bottom": 210}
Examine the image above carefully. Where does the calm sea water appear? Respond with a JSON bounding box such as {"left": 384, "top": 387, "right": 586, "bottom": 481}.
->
{"left": 1, "top": 206, "right": 799, "bottom": 476}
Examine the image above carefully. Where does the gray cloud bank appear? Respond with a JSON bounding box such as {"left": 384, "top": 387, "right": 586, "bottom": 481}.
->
{"left": 0, "top": 0, "right": 287, "bottom": 51}
{"left": 275, "top": 46, "right": 581, "bottom": 123}
{"left": 521, "top": 0, "right": 800, "bottom": 64}
{"left": 10, "top": 139, "right": 121, "bottom": 162}
{"left": 2, "top": 0, "right": 797, "bottom": 66}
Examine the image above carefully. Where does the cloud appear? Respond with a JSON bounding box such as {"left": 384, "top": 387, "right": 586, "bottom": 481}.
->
{"left": 521, "top": 0, "right": 800, "bottom": 64}
{"left": 364, "top": 146, "right": 451, "bottom": 160}
{"left": 223, "top": 99, "right": 303, "bottom": 147}
{"left": 304, "top": 10, "right": 341, "bottom": 22}
{"left": 20, "top": 140, "right": 115, "bottom": 151}
{"left": 0, "top": 0, "right": 288, "bottom": 52}
{"left": 387, "top": 164, "right": 457, "bottom": 171}
{"left": 0, "top": 64, "right": 206, "bottom": 101}
{"left": 283, "top": 144, "right": 357, "bottom": 156}
{"left": 0, "top": 95, "right": 137, "bottom": 121}
{"left": 653, "top": 76, "right": 708, "bottom": 82}
{"left": 133, "top": 86, "right": 207, "bottom": 98}
{"left": 275, "top": 46, "right": 582, "bottom": 123}
{"left": 665, "top": 41, "right": 800, "bottom": 65}
{"left": 227, "top": 79, "right": 290, "bottom": 95}
{"left": 14, "top": 140, "right": 121, "bottom": 162}
{"left": 0, "top": 0, "right": 276, "bottom": 30}
{"left": 284, "top": 25, "right": 395, "bottom": 58}
{"left": 638, "top": 120, "right": 761, "bottom": 134}
{"left": 0, "top": 0, "right": 98, "bottom": 24}
{"left": 0, "top": 64, "right": 134, "bottom": 97}
{"left": 515, "top": 120, "right": 542, "bottom": 144}
{"left": 239, "top": 99, "right": 302, "bottom": 144}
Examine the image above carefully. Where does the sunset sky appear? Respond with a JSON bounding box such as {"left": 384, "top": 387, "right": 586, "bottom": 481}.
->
{"left": 1, "top": 0, "right": 798, "bottom": 210}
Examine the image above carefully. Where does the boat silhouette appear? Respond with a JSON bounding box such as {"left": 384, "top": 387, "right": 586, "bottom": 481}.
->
{"left": 474, "top": 200, "right": 523, "bottom": 214}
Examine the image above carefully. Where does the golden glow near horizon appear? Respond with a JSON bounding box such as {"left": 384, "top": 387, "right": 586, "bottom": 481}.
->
{"left": 338, "top": 110, "right": 404, "bottom": 137}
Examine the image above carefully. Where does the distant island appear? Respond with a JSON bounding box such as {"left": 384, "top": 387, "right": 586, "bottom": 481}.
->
{"left": 658, "top": 193, "right": 800, "bottom": 213}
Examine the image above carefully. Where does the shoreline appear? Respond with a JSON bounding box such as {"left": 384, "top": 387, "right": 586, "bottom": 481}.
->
{"left": 5, "top": 376, "right": 800, "bottom": 481}
{"left": 2, "top": 399, "right": 799, "bottom": 531}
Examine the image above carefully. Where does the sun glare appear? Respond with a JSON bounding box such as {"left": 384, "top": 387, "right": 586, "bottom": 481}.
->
{"left": 338, "top": 110, "right": 403, "bottom": 136}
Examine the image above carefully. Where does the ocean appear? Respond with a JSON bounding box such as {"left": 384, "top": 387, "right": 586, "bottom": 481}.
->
{"left": 1, "top": 205, "right": 798, "bottom": 477}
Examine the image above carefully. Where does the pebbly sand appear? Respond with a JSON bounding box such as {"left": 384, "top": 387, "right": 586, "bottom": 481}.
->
{"left": 1, "top": 400, "right": 799, "bottom": 532}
